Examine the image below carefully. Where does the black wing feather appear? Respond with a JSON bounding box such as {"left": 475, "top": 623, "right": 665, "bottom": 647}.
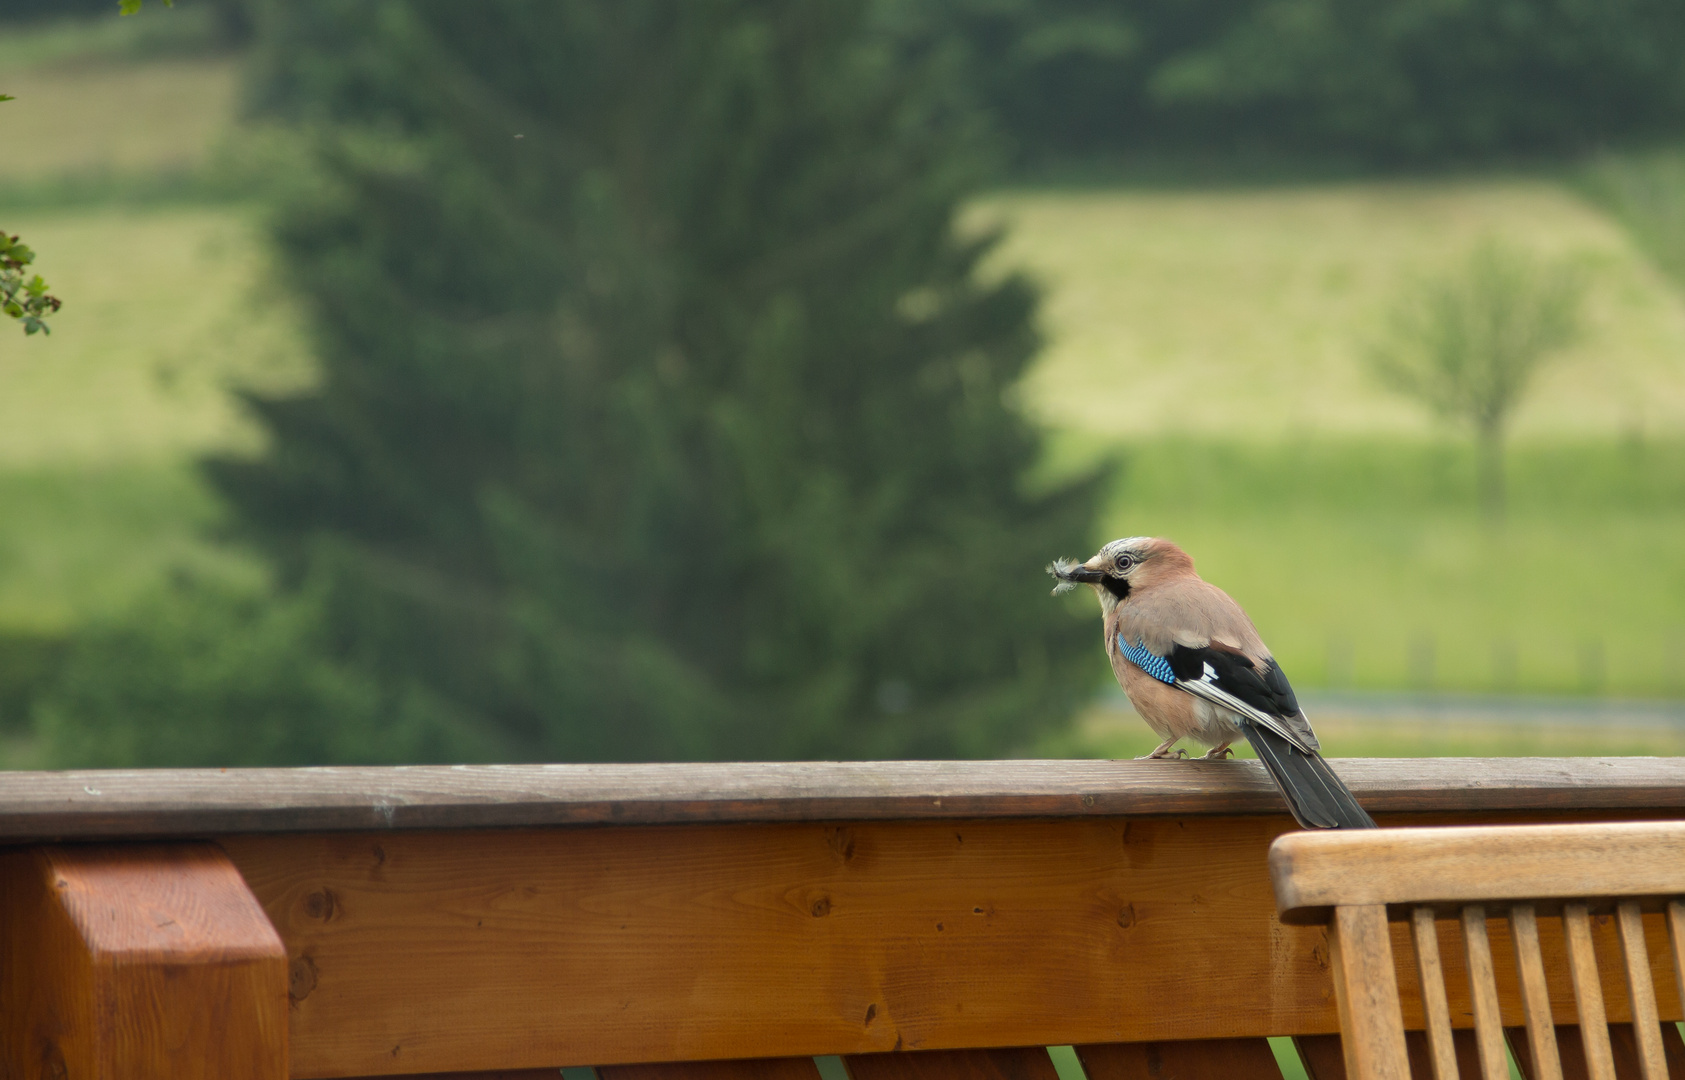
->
{"left": 1166, "top": 644, "right": 1298, "bottom": 717}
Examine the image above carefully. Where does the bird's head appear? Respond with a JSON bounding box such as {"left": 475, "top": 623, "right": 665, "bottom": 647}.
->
{"left": 1048, "top": 536, "right": 1195, "bottom": 609}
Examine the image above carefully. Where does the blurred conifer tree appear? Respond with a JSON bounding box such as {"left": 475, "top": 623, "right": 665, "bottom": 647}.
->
{"left": 188, "top": 0, "right": 1101, "bottom": 762}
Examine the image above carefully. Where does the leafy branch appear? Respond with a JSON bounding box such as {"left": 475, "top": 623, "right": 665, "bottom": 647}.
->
{"left": 1, "top": 234, "right": 63, "bottom": 335}
{"left": 0, "top": 0, "right": 164, "bottom": 335}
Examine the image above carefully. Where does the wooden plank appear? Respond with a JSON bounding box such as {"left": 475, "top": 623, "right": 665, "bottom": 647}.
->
{"left": 2, "top": 758, "right": 1685, "bottom": 839}
{"left": 603, "top": 1059, "right": 824, "bottom": 1080}
{"left": 218, "top": 818, "right": 1685, "bottom": 1079}
{"left": 1615, "top": 903, "right": 1669, "bottom": 1080}
{"left": 1272, "top": 823, "right": 1685, "bottom": 925}
{"left": 1461, "top": 907, "right": 1510, "bottom": 1080}
{"left": 226, "top": 818, "right": 1342, "bottom": 1077}
{"left": 0, "top": 842, "right": 287, "bottom": 1080}
{"left": 1512, "top": 906, "right": 1564, "bottom": 1080}
{"left": 1413, "top": 908, "right": 1461, "bottom": 1080}
{"left": 1330, "top": 904, "right": 1412, "bottom": 1080}
{"left": 1076, "top": 1038, "right": 1285, "bottom": 1080}
{"left": 844, "top": 1047, "right": 1060, "bottom": 1080}
{"left": 1565, "top": 904, "right": 1618, "bottom": 1080}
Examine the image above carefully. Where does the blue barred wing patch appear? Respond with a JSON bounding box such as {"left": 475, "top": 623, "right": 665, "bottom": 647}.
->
{"left": 1119, "top": 636, "right": 1176, "bottom": 684}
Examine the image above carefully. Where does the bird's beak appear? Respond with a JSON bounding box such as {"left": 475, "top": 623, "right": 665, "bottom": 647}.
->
{"left": 1048, "top": 558, "right": 1106, "bottom": 586}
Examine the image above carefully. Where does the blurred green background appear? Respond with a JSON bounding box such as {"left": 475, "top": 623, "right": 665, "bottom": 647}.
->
{"left": 2, "top": 0, "right": 1683, "bottom": 767}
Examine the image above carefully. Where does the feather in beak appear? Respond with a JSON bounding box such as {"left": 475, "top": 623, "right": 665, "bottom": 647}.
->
{"left": 1047, "top": 558, "right": 1086, "bottom": 595}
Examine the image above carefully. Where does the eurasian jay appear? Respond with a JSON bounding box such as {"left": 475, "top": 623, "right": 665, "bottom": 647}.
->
{"left": 1051, "top": 536, "right": 1375, "bottom": 829}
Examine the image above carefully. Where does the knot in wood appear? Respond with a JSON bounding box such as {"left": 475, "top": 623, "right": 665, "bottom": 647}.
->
{"left": 288, "top": 954, "right": 319, "bottom": 1003}
{"left": 302, "top": 888, "right": 337, "bottom": 921}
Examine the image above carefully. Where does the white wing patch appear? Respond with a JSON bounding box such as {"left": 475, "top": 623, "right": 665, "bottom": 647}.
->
{"left": 1175, "top": 677, "right": 1316, "bottom": 753}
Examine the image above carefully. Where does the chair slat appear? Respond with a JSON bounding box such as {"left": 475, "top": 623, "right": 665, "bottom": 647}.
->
{"left": 1461, "top": 906, "right": 1510, "bottom": 1080}
{"left": 1076, "top": 1038, "right": 1284, "bottom": 1080}
{"left": 602, "top": 1059, "right": 825, "bottom": 1080}
{"left": 1668, "top": 902, "right": 1685, "bottom": 1033}
{"left": 1413, "top": 907, "right": 1461, "bottom": 1080}
{"left": 1329, "top": 904, "right": 1412, "bottom": 1080}
{"left": 1565, "top": 903, "right": 1619, "bottom": 1080}
{"left": 1615, "top": 903, "right": 1669, "bottom": 1080}
{"left": 1511, "top": 905, "right": 1564, "bottom": 1080}
{"left": 843, "top": 1047, "right": 1060, "bottom": 1080}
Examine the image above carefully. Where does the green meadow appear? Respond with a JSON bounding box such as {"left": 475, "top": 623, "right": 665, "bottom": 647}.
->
{"left": 2, "top": 16, "right": 1683, "bottom": 763}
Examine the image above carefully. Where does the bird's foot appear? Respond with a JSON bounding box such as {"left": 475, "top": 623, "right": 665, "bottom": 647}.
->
{"left": 1136, "top": 743, "right": 1188, "bottom": 760}
{"left": 1200, "top": 744, "right": 1235, "bottom": 760}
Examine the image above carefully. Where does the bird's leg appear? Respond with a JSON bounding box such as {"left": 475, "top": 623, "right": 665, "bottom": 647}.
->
{"left": 1201, "top": 742, "right": 1235, "bottom": 760}
{"left": 1136, "top": 738, "right": 1187, "bottom": 760}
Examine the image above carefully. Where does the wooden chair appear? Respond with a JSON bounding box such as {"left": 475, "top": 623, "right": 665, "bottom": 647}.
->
{"left": 1270, "top": 821, "right": 1685, "bottom": 1080}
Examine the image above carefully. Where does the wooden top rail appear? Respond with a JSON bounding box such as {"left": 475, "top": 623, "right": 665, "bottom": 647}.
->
{"left": 1272, "top": 820, "right": 1685, "bottom": 924}
{"left": 1, "top": 757, "right": 1683, "bottom": 840}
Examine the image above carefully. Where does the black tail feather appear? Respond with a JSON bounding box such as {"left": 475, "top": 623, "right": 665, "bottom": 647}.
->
{"left": 1240, "top": 722, "right": 1376, "bottom": 829}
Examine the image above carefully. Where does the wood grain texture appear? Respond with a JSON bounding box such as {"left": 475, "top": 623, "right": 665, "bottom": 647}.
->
{"left": 843, "top": 1047, "right": 1060, "bottom": 1080}
{"left": 1615, "top": 904, "right": 1668, "bottom": 1080}
{"left": 1075, "top": 1038, "right": 1286, "bottom": 1080}
{"left": 603, "top": 1058, "right": 824, "bottom": 1080}
{"left": 217, "top": 813, "right": 1685, "bottom": 1079}
{"left": 224, "top": 817, "right": 1340, "bottom": 1078}
{"left": 1461, "top": 907, "right": 1509, "bottom": 1080}
{"left": 0, "top": 842, "right": 287, "bottom": 1080}
{"left": 3, "top": 758, "right": 1684, "bottom": 840}
{"left": 1411, "top": 908, "right": 1460, "bottom": 1080}
{"left": 1272, "top": 823, "right": 1685, "bottom": 925}
{"left": 1510, "top": 906, "right": 1564, "bottom": 1080}
{"left": 1330, "top": 904, "right": 1412, "bottom": 1080}
{"left": 1565, "top": 905, "right": 1617, "bottom": 1080}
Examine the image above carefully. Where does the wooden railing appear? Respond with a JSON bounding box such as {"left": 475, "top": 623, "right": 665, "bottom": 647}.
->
{"left": 2, "top": 757, "right": 1685, "bottom": 1079}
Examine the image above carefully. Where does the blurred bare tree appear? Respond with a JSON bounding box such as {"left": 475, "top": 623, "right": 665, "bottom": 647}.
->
{"left": 1371, "top": 241, "right": 1585, "bottom": 521}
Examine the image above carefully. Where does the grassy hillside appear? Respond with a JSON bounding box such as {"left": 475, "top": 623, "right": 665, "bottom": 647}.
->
{"left": 0, "top": 208, "right": 312, "bottom": 466}
{"left": 976, "top": 181, "right": 1685, "bottom": 441}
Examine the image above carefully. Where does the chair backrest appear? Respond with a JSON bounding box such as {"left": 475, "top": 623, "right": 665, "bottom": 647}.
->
{"left": 1269, "top": 822, "right": 1685, "bottom": 1080}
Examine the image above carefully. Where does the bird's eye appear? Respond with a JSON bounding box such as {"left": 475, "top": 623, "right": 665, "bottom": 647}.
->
{"left": 1115, "top": 553, "right": 1135, "bottom": 571}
